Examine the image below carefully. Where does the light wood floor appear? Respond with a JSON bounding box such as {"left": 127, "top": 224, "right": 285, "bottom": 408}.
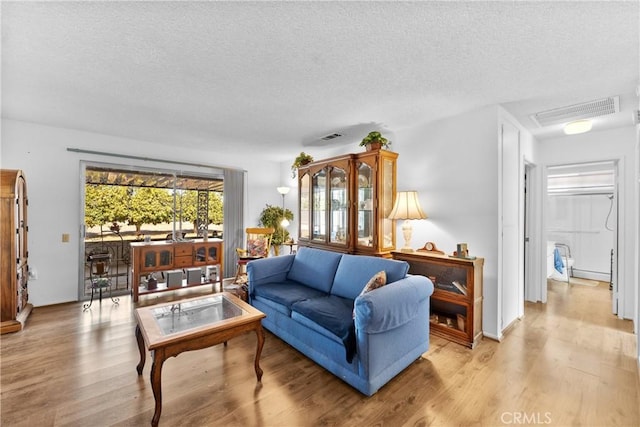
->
{"left": 1, "top": 280, "right": 638, "bottom": 426}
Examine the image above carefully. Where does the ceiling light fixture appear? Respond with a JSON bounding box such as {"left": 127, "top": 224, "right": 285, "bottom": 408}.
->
{"left": 563, "top": 119, "right": 593, "bottom": 135}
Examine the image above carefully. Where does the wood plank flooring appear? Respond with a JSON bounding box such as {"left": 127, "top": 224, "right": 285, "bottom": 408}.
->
{"left": 1, "top": 280, "right": 638, "bottom": 426}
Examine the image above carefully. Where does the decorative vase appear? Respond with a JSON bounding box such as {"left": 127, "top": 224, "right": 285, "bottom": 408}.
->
{"left": 366, "top": 142, "right": 382, "bottom": 151}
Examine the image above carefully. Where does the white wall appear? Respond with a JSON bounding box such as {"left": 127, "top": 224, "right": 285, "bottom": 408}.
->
{"left": 538, "top": 126, "right": 638, "bottom": 320}
{"left": 392, "top": 106, "right": 502, "bottom": 338}
{"left": 1, "top": 119, "right": 283, "bottom": 306}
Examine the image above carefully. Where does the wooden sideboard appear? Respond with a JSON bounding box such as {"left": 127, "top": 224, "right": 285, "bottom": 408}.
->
{"left": 130, "top": 239, "right": 223, "bottom": 302}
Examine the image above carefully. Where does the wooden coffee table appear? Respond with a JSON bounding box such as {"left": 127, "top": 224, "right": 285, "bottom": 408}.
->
{"left": 134, "top": 292, "right": 266, "bottom": 426}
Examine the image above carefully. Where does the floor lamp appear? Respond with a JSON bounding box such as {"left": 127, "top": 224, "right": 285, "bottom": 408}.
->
{"left": 277, "top": 186, "right": 290, "bottom": 251}
{"left": 388, "top": 191, "right": 427, "bottom": 252}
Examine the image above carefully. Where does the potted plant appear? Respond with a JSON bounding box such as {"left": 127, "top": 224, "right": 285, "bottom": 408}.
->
{"left": 259, "top": 204, "right": 294, "bottom": 256}
{"left": 291, "top": 152, "right": 314, "bottom": 178}
{"left": 359, "top": 131, "right": 391, "bottom": 151}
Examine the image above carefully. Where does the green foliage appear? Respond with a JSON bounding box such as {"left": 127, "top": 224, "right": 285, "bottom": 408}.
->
{"left": 84, "top": 184, "right": 130, "bottom": 227}
{"left": 359, "top": 131, "right": 390, "bottom": 147}
{"left": 179, "top": 191, "right": 224, "bottom": 231}
{"left": 127, "top": 188, "right": 174, "bottom": 232}
{"left": 85, "top": 184, "right": 225, "bottom": 233}
{"left": 291, "top": 151, "right": 314, "bottom": 178}
{"left": 259, "top": 204, "right": 294, "bottom": 247}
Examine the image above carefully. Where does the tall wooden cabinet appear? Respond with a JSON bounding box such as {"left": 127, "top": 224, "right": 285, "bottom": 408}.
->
{"left": 297, "top": 149, "right": 397, "bottom": 256}
{"left": 1, "top": 169, "right": 32, "bottom": 334}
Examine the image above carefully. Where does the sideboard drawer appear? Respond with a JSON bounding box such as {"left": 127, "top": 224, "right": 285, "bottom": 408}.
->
{"left": 174, "top": 244, "right": 192, "bottom": 257}
{"left": 174, "top": 256, "right": 192, "bottom": 268}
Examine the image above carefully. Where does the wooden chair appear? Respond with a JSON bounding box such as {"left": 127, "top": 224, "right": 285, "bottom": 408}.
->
{"left": 234, "top": 227, "right": 275, "bottom": 284}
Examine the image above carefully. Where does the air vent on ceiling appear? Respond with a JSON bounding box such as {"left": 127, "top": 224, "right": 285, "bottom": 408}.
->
{"left": 320, "top": 133, "right": 342, "bottom": 141}
{"left": 530, "top": 96, "right": 619, "bottom": 128}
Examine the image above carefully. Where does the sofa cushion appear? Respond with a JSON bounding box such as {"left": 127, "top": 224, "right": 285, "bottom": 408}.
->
{"left": 291, "top": 295, "right": 356, "bottom": 363}
{"left": 286, "top": 247, "right": 343, "bottom": 293}
{"left": 331, "top": 254, "right": 409, "bottom": 300}
{"left": 253, "top": 280, "right": 328, "bottom": 312}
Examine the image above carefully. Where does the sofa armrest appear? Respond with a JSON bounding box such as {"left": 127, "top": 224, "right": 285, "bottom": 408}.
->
{"left": 354, "top": 275, "right": 434, "bottom": 334}
{"left": 247, "top": 254, "right": 296, "bottom": 290}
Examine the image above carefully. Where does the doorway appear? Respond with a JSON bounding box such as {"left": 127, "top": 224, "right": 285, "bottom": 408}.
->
{"left": 80, "top": 162, "right": 224, "bottom": 302}
{"left": 545, "top": 161, "right": 618, "bottom": 314}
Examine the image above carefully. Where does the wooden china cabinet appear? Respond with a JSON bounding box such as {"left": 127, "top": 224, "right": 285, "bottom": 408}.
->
{"left": 297, "top": 149, "right": 397, "bottom": 256}
{"left": 1, "top": 169, "right": 32, "bottom": 334}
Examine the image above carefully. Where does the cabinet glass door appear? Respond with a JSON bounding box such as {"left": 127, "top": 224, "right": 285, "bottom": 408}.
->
{"left": 381, "top": 157, "right": 395, "bottom": 250}
{"left": 312, "top": 170, "right": 327, "bottom": 242}
{"left": 144, "top": 251, "right": 157, "bottom": 268}
{"left": 195, "top": 244, "right": 218, "bottom": 264}
{"left": 329, "top": 167, "right": 348, "bottom": 244}
{"left": 299, "top": 173, "right": 310, "bottom": 240}
{"left": 16, "top": 176, "right": 27, "bottom": 263}
{"left": 356, "top": 162, "right": 374, "bottom": 248}
{"left": 159, "top": 250, "right": 172, "bottom": 266}
{"left": 207, "top": 245, "right": 218, "bottom": 262}
{"left": 143, "top": 248, "right": 172, "bottom": 269}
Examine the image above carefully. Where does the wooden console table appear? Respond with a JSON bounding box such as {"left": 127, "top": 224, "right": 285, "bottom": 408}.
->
{"left": 130, "top": 239, "right": 223, "bottom": 302}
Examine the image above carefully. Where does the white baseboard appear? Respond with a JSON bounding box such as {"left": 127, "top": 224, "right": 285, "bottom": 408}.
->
{"left": 483, "top": 331, "right": 502, "bottom": 342}
{"left": 572, "top": 270, "right": 611, "bottom": 282}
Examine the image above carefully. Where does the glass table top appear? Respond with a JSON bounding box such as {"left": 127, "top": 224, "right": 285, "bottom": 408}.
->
{"left": 151, "top": 294, "right": 245, "bottom": 335}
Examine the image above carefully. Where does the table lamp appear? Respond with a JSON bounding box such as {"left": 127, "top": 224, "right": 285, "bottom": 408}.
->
{"left": 388, "top": 191, "right": 427, "bottom": 252}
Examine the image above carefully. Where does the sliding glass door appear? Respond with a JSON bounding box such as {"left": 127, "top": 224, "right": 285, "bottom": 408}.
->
{"left": 80, "top": 163, "right": 224, "bottom": 301}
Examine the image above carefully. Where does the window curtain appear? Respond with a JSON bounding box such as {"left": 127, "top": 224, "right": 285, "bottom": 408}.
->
{"left": 223, "top": 169, "right": 245, "bottom": 278}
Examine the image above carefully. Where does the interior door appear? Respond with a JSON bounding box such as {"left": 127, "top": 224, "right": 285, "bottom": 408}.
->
{"left": 611, "top": 188, "right": 619, "bottom": 315}
{"left": 523, "top": 164, "right": 530, "bottom": 302}
{"left": 500, "top": 121, "right": 522, "bottom": 331}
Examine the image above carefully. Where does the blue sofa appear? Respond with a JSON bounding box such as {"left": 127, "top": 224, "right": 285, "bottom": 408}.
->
{"left": 247, "top": 247, "right": 434, "bottom": 396}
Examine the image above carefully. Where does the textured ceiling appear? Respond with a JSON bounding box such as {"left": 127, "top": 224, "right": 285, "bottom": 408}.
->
{"left": 2, "top": 1, "right": 638, "bottom": 159}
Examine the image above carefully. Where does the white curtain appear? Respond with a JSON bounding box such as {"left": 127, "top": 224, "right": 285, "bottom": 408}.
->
{"left": 223, "top": 168, "right": 245, "bottom": 278}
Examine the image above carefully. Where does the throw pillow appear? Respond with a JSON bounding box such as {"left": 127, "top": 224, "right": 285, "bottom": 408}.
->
{"left": 361, "top": 270, "right": 387, "bottom": 294}
{"left": 353, "top": 270, "right": 387, "bottom": 318}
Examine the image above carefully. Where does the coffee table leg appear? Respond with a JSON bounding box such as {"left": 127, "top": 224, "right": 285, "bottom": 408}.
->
{"left": 150, "top": 350, "right": 165, "bottom": 427}
{"left": 135, "top": 325, "right": 146, "bottom": 375}
{"left": 254, "top": 323, "right": 265, "bottom": 381}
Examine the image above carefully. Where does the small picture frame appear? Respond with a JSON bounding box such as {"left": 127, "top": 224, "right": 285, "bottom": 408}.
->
{"left": 454, "top": 243, "right": 468, "bottom": 257}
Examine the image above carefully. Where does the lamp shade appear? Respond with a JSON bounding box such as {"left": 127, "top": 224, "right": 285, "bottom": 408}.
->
{"left": 277, "top": 186, "right": 290, "bottom": 195}
{"left": 388, "top": 191, "right": 427, "bottom": 220}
